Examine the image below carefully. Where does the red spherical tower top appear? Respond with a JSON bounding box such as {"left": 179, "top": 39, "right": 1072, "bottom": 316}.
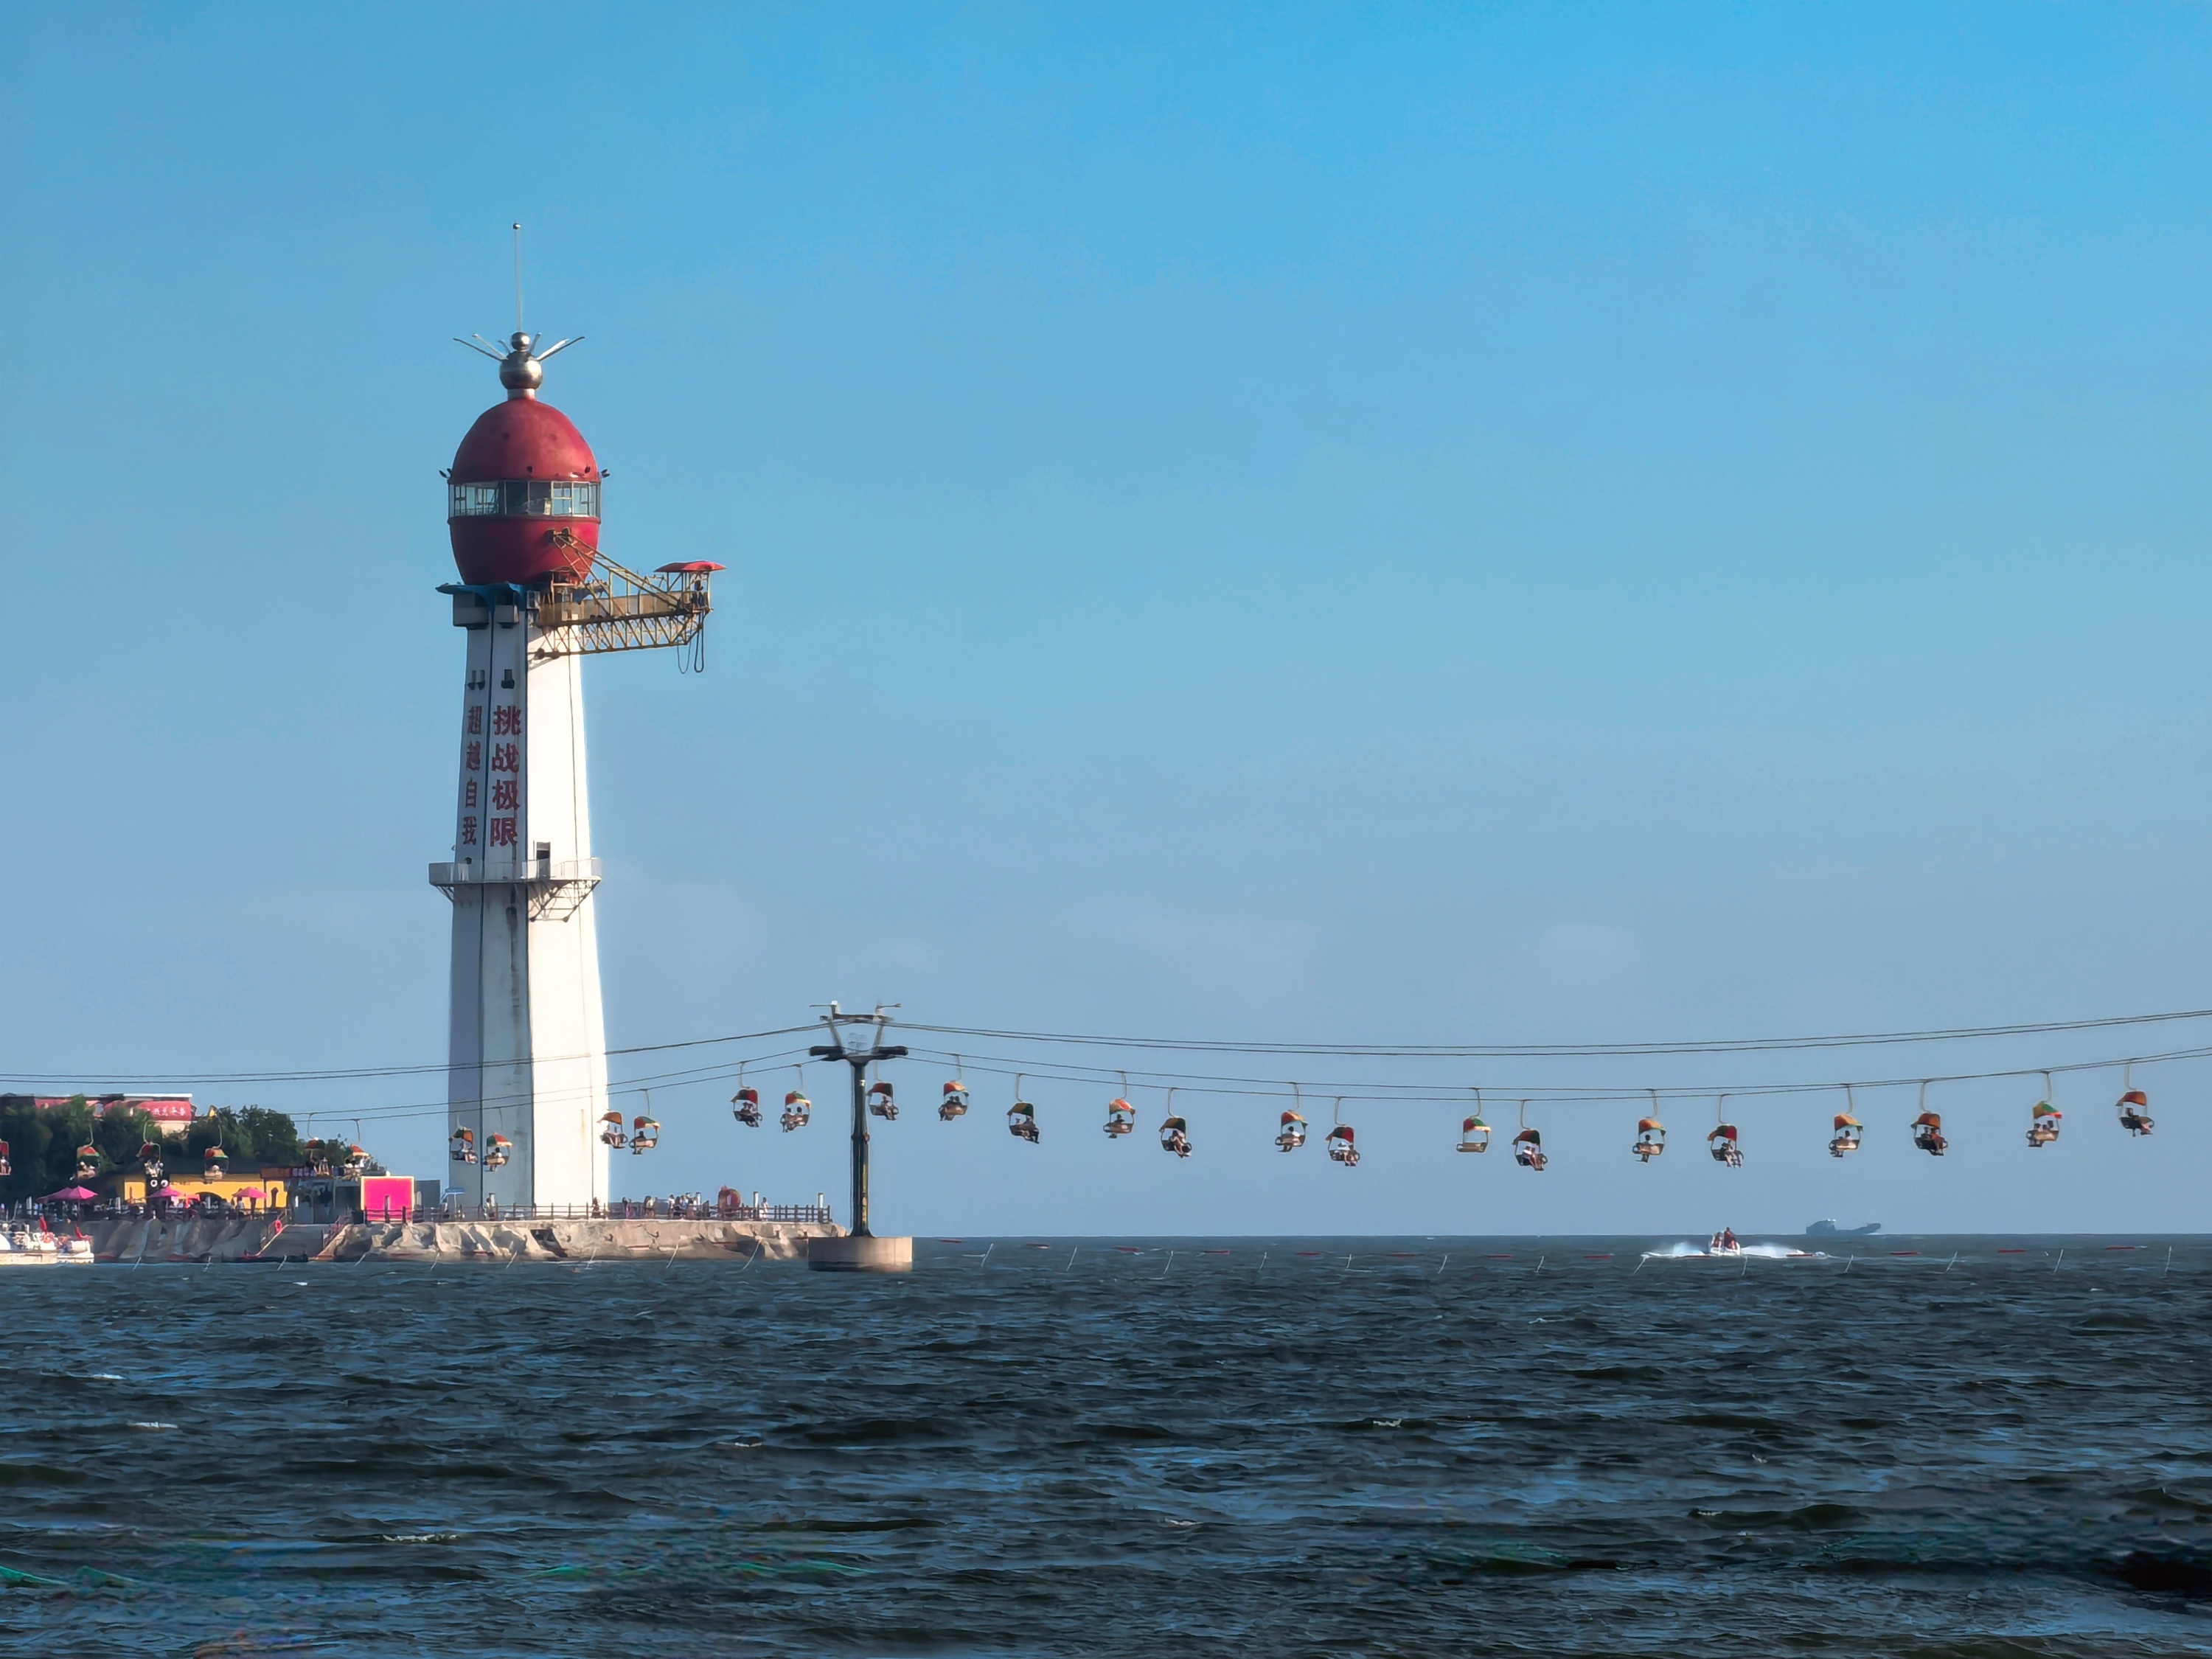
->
{"left": 447, "top": 331, "right": 602, "bottom": 586}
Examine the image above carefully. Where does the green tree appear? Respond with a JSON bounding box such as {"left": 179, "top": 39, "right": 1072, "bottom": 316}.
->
{"left": 184, "top": 1105, "right": 306, "bottom": 1169}
{"left": 92, "top": 1107, "right": 161, "bottom": 1175}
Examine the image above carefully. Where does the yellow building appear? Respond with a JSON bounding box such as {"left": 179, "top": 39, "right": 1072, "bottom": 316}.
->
{"left": 97, "top": 1168, "right": 291, "bottom": 1209}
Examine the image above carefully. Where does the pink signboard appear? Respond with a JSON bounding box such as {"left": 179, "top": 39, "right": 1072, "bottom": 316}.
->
{"left": 360, "top": 1176, "right": 414, "bottom": 1220}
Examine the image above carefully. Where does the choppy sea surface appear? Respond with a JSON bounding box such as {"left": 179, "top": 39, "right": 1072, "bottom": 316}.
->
{"left": 10, "top": 1234, "right": 2212, "bottom": 1657}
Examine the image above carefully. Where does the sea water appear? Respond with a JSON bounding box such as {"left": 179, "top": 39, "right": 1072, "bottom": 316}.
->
{"left": 7, "top": 1235, "right": 2211, "bottom": 1656}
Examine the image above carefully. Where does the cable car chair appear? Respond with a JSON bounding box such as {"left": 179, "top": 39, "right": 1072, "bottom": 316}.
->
{"left": 484, "top": 1134, "right": 512, "bottom": 1169}
{"left": 1277, "top": 1110, "right": 1308, "bottom": 1151}
{"left": 1459, "top": 1087, "right": 1492, "bottom": 1153}
{"left": 73, "top": 1143, "right": 99, "bottom": 1180}
{"left": 1509, "top": 1100, "right": 1545, "bottom": 1170}
{"left": 599, "top": 1110, "right": 627, "bottom": 1148}
{"left": 1323, "top": 1098, "right": 1359, "bottom": 1166}
{"left": 1159, "top": 1091, "right": 1192, "bottom": 1158}
{"left": 630, "top": 1116, "right": 659, "bottom": 1154}
{"left": 1008, "top": 1076, "right": 1039, "bottom": 1144}
{"left": 342, "top": 1144, "right": 371, "bottom": 1178}
{"left": 868, "top": 1079, "right": 898, "bottom": 1121}
{"left": 1829, "top": 1085, "right": 1862, "bottom": 1156}
{"left": 1629, "top": 1088, "right": 1663, "bottom": 1162}
{"left": 2118, "top": 1063, "right": 2153, "bottom": 1137}
{"left": 733, "top": 1063, "right": 763, "bottom": 1128}
{"left": 451, "top": 1127, "right": 479, "bottom": 1164}
{"left": 2025, "top": 1073, "right": 2060, "bottom": 1148}
{"left": 782, "top": 1066, "right": 812, "bottom": 1133}
{"left": 940, "top": 1059, "right": 970, "bottom": 1121}
{"left": 201, "top": 1144, "right": 228, "bottom": 1178}
{"left": 1708, "top": 1097, "right": 1743, "bottom": 1168}
{"left": 0, "top": 1141, "right": 13, "bottom": 1179}
{"left": 1105, "top": 1074, "right": 1135, "bottom": 1137}
{"left": 138, "top": 1142, "right": 166, "bottom": 1183}
{"left": 1912, "top": 1082, "right": 1947, "bottom": 1155}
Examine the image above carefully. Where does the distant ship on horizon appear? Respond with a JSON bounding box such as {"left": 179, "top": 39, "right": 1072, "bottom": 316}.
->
{"left": 1805, "top": 1219, "right": 1881, "bottom": 1237}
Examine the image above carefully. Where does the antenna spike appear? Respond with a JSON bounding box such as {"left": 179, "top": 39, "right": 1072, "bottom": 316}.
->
{"left": 512, "top": 222, "right": 524, "bottom": 333}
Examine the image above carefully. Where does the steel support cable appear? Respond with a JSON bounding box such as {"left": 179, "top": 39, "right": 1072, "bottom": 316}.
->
{"left": 899, "top": 1007, "right": 2212, "bottom": 1059}
{"left": 13, "top": 1005, "right": 2212, "bottom": 1091}
{"left": 0, "top": 1024, "right": 820, "bottom": 1090}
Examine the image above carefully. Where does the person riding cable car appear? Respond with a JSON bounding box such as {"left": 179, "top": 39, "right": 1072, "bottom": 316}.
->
{"left": 1829, "top": 1112, "right": 1862, "bottom": 1157}
{"left": 2118, "top": 1088, "right": 2154, "bottom": 1137}
{"left": 2025, "top": 1099, "right": 2062, "bottom": 1148}
{"left": 0, "top": 1140, "right": 13, "bottom": 1179}
{"left": 1159, "top": 1114, "right": 1192, "bottom": 1158}
{"left": 867, "top": 1080, "right": 897, "bottom": 1121}
{"left": 939, "top": 1079, "right": 970, "bottom": 1121}
{"left": 630, "top": 1116, "right": 660, "bottom": 1153}
{"left": 451, "top": 1127, "right": 479, "bottom": 1164}
{"left": 1632, "top": 1117, "right": 1665, "bottom": 1162}
{"left": 1512, "top": 1127, "right": 1546, "bottom": 1171}
{"left": 202, "top": 1144, "right": 228, "bottom": 1175}
{"left": 1276, "top": 1110, "right": 1308, "bottom": 1152}
{"left": 484, "top": 1134, "right": 512, "bottom": 1169}
{"left": 73, "top": 1143, "right": 100, "bottom": 1180}
{"left": 599, "top": 1110, "right": 627, "bottom": 1148}
{"left": 1708, "top": 1123, "right": 1743, "bottom": 1168}
{"left": 1458, "top": 1115, "right": 1492, "bottom": 1153}
{"left": 138, "top": 1141, "right": 166, "bottom": 1183}
{"left": 732, "top": 1086, "right": 763, "bottom": 1129}
{"left": 1105, "top": 1097, "right": 1137, "bottom": 1138}
{"left": 1325, "top": 1124, "right": 1360, "bottom": 1167}
{"left": 781, "top": 1090, "right": 812, "bottom": 1133}
{"left": 1913, "top": 1110, "right": 1947, "bottom": 1156}
{"left": 1008, "top": 1099, "right": 1040, "bottom": 1144}
{"left": 341, "top": 1144, "right": 370, "bottom": 1178}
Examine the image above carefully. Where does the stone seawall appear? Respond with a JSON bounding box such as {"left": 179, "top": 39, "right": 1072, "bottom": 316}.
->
{"left": 87, "top": 1216, "right": 842, "bottom": 1264}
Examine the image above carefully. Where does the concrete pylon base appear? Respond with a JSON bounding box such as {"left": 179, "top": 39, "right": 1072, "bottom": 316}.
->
{"left": 807, "top": 1234, "right": 914, "bottom": 1273}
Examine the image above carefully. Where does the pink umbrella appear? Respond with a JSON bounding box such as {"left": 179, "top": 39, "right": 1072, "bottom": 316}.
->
{"left": 231, "top": 1188, "right": 265, "bottom": 1199}
{"left": 41, "top": 1186, "right": 97, "bottom": 1202}
{"left": 153, "top": 1185, "right": 189, "bottom": 1200}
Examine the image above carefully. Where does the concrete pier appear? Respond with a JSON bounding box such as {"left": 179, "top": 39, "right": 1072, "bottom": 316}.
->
{"left": 87, "top": 1215, "right": 842, "bottom": 1264}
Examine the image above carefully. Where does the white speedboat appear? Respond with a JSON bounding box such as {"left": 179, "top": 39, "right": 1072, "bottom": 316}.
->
{"left": 55, "top": 1237, "right": 94, "bottom": 1266}
{"left": 0, "top": 1228, "right": 60, "bottom": 1267}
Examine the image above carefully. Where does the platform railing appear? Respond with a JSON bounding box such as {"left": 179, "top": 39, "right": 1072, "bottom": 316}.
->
{"left": 21, "top": 1200, "right": 836, "bottom": 1226}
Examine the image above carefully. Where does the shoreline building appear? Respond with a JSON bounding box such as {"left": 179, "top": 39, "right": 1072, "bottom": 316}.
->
{"left": 0, "top": 1094, "right": 197, "bottom": 1137}
{"left": 431, "top": 328, "right": 717, "bottom": 1211}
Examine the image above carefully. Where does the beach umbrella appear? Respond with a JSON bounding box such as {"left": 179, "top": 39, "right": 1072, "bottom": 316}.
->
{"left": 41, "top": 1186, "right": 97, "bottom": 1202}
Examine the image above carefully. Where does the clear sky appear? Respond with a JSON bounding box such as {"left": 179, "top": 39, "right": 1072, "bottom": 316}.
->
{"left": 4, "top": 3, "right": 2209, "bottom": 1234}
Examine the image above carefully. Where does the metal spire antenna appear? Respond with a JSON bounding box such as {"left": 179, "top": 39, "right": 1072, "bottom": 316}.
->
{"left": 512, "top": 221, "right": 524, "bottom": 333}
{"left": 809, "top": 1003, "right": 908, "bottom": 1243}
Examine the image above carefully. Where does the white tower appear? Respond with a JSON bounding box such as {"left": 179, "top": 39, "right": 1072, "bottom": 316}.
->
{"left": 430, "top": 328, "right": 717, "bottom": 1211}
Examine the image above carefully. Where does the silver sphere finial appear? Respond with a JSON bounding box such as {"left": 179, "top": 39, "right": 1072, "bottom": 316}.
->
{"left": 456, "top": 326, "right": 584, "bottom": 396}
{"left": 498, "top": 335, "right": 544, "bottom": 396}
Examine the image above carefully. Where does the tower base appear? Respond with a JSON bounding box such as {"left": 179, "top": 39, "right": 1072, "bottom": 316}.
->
{"left": 807, "top": 1235, "right": 914, "bottom": 1273}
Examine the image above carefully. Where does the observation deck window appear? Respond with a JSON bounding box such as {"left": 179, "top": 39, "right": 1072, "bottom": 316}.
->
{"left": 448, "top": 479, "right": 600, "bottom": 520}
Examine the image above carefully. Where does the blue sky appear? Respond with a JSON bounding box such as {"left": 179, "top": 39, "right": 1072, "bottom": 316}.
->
{"left": 3, "top": 3, "right": 2211, "bottom": 1234}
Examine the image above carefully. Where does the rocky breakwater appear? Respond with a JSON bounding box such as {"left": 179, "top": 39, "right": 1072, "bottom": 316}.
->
{"left": 88, "top": 1216, "right": 842, "bottom": 1264}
